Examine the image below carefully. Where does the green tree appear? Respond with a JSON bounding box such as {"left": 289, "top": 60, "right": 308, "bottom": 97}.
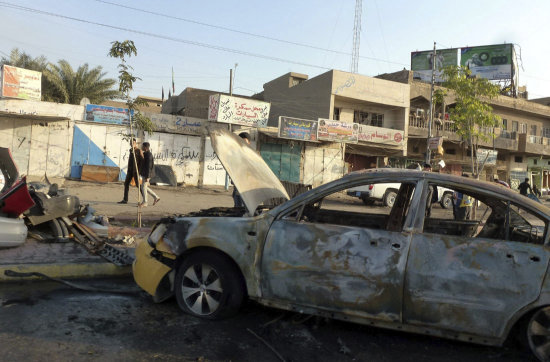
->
{"left": 443, "top": 66, "right": 501, "bottom": 178}
{"left": 44, "top": 60, "right": 119, "bottom": 104}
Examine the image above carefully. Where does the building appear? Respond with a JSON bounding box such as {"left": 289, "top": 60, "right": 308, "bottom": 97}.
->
{"left": 162, "top": 88, "right": 250, "bottom": 118}
{"left": 257, "top": 70, "right": 410, "bottom": 175}
{"left": 378, "top": 70, "right": 550, "bottom": 191}
{"left": 101, "top": 95, "right": 164, "bottom": 114}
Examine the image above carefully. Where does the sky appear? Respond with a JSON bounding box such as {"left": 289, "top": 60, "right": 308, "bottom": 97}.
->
{"left": 1, "top": 0, "right": 549, "bottom": 100}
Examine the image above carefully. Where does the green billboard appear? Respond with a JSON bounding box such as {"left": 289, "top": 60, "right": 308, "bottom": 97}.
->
{"left": 460, "top": 44, "right": 513, "bottom": 80}
{"left": 411, "top": 48, "right": 458, "bottom": 82}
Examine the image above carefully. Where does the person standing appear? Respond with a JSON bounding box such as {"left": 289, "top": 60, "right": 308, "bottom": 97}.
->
{"left": 139, "top": 142, "right": 160, "bottom": 207}
{"left": 118, "top": 138, "right": 143, "bottom": 204}
{"left": 518, "top": 178, "right": 533, "bottom": 197}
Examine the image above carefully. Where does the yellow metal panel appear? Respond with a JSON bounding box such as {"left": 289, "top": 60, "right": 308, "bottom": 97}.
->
{"left": 132, "top": 241, "right": 173, "bottom": 297}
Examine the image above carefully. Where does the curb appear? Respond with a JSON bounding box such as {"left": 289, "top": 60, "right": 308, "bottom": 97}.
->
{"left": 0, "top": 262, "right": 132, "bottom": 282}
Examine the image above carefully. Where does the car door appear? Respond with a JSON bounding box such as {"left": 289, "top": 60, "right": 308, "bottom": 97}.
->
{"left": 403, "top": 181, "right": 550, "bottom": 339}
{"left": 260, "top": 181, "right": 420, "bottom": 323}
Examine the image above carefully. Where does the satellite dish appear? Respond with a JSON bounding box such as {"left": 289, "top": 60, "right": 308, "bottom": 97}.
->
{"left": 79, "top": 97, "right": 90, "bottom": 105}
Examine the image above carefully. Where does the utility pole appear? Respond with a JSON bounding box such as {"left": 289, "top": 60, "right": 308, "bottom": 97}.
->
{"left": 425, "top": 42, "right": 437, "bottom": 165}
{"left": 224, "top": 66, "right": 236, "bottom": 191}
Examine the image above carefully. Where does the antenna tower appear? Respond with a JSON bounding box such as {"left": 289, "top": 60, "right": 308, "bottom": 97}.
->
{"left": 350, "top": 0, "right": 362, "bottom": 73}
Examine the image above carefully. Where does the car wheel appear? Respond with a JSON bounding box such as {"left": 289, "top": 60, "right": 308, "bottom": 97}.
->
{"left": 527, "top": 306, "right": 550, "bottom": 361}
{"left": 440, "top": 192, "right": 453, "bottom": 209}
{"left": 384, "top": 190, "right": 397, "bottom": 207}
{"left": 175, "top": 250, "right": 245, "bottom": 319}
{"left": 362, "top": 197, "right": 375, "bottom": 206}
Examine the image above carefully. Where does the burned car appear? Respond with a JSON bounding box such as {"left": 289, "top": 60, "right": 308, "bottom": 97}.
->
{"left": 134, "top": 129, "right": 550, "bottom": 361}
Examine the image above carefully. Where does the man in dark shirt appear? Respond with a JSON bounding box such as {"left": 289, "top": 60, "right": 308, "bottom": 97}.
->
{"left": 139, "top": 142, "right": 160, "bottom": 207}
{"left": 518, "top": 178, "right": 533, "bottom": 196}
{"left": 118, "top": 138, "right": 143, "bottom": 204}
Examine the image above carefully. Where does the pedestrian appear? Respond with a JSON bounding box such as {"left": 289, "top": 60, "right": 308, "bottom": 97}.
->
{"left": 518, "top": 178, "right": 533, "bottom": 197}
{"left": 139, "top": 142, "right": 160, "bottom": 207}
{"left": 118, "top": 138, "right": 143, "bottom": 204}
{"left": 533, "top": 184, "right": 542, "bottom": 198}
{"left": 232, "top": 132, "right": 251, "bottom": 208}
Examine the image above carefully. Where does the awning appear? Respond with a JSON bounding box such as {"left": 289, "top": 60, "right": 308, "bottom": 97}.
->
{"left": 0, "top": 111, "right": 70, "bottom": 122}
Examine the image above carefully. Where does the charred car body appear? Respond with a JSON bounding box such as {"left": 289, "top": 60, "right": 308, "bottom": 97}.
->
{"left": 134, "top": 129, "right": 550, "bottom": 361}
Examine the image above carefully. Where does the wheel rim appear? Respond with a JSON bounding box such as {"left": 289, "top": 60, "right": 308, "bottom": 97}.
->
{"left": 181, "top": 263, "right": 223, "bottom": 316}
{"left": 528, "top": 308, "right": 550, "bottom": 361}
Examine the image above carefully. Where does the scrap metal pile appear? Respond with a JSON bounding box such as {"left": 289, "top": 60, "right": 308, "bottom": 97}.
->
{"left": 0, "top": 147, "right": 133, "bottom": 266}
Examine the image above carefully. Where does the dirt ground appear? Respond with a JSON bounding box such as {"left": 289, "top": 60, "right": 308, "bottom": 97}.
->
{"left": 0, "top": 278, "right": 535, "bottom": 362}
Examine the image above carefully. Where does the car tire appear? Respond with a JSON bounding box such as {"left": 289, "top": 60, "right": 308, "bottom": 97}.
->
{"left": 383, "top": 190, "right": 397, "bottom": 208}
{"left": 175, "top": 250, "right": 245, "bottom": 320}
{"left": 527, "top": 306, "right": 550, "bottom": 361}
{"left": 361, "top": 197, "right": 375, "bottom": 206}
{"left": 440, "top": 192, "right": 453, "bottom": 209}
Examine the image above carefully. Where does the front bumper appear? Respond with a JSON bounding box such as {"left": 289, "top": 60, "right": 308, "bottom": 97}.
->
{"left": 133, "top": 240, "right": 175, "bottom": 299}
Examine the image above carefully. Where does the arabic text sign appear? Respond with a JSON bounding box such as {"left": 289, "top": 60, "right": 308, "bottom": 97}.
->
{"left": 146, "top": 112, "right": 207, "bottom": 136}
{"left": 208, "top": 94, "right": 270, "bottom": 127}
{"left": 428, "top": 137, "right": 443, "bottom": 150}
{"left": 411, "top": 48, "right": 458, "bottom": 83}
{"left": 477, "top": 149, "right": 498, "bottom": 166}
{"left": 85, "top": 104, "right": 132, "bottom": 125}
{"left": 461, "top": 44, "right": 513, "bottom": 80}
{"left": 278, "top": 116, "right": 318, "bottom": 142}
{"left": 1, "top": 65, "right": 42, "bottom": 101}
{"left": 357, "top": 125, "right": 403, "bottom": 145}
{"left": 317, "top": 119, "right": 358, "bottom": 143}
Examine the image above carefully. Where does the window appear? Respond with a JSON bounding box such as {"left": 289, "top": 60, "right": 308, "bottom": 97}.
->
{"left": 283, "top": 181, "right": 416, "bottom": 232}
{"left": 497, "top": 153, "right": 506, "bottom": 161}
{"left": 502, "top": 119, "right": 508, "bottom": 130}
{"left": 515, "top": 156, "right": 523, "bottom": 163}
{"left": 371, "top": 113, "right": 384, "bottom": 127}
{"left": 531, "top": 125, "right": 538, "bottom": 136}
{"left": 333, "top": 107, "right": 341, "bottom": 120}
{"left": 512, "top": 121, "right": 519, "bottom": 132}
{"left": 534, "top": 159, "right": 538, "bottom": 165}
{"left": 423, "top": 183, "right": 546, "bottom": 244}
{"left": 520, "top": 123, "right": 527, "bottom": 134}
{"left": 353, "top": 111, "right": 369, "bottom": 124}
{"left": 445, "top": 148, "right": 456, "bottom": 155}
{"left": 543, "top": 127, "right": 550, "bottom": 138}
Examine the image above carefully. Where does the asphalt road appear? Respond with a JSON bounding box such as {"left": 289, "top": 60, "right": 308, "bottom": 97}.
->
{"left": 0, "top": 278, "right": 535, "bottom": 362}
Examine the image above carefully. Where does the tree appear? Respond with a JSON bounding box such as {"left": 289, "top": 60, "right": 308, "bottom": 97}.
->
{"left": 108, "top": 40, "right": 154, "bottom": 226}
{"left": 43, "top": 60, "right": 119, "bottom": 104}
{"left": 442, "top": 66, "right": 501, "bottom": 178}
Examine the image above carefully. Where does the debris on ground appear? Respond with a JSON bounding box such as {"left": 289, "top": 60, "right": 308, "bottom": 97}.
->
{"left": 338, "top": 337, "right": 352, "bottom": 356}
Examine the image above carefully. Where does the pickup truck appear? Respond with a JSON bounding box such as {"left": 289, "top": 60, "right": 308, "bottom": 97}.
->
{"left": 347, "top": 182, "right": 454, "bottom": 208}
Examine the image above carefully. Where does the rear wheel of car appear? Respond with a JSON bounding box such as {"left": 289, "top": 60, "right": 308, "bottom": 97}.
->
{"left": 527, "top": 306, "right": 550, "bottom": 361}
{"left": 440, "top": 192, "right": 453, "bottom": 209}
{"left": 383, "top": 190, "right": 397, "bottom": 208}
{"left": 175, "top": 250, "right": 244, "bottom": 319}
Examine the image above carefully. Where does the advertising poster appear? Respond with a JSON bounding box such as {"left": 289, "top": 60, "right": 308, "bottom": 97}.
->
{"left": 208, "top": 94, "right": 270, "bottom": 127}
{"left": 460, "top": 44, "right": 513, "bottom": 80}
{"left": 1, "top": 64, "right": 42, "bottom": 101}
{"left": 317, "top": 119, "right": 358, "bottom": 143}
{"left": 411, "top": 48, "right": 459, "bottom": 82}
{"left": 278, "top": 116, "right": 318, "bottom": 142}
{"left": 85, "top": 104, "right": 133, "bottom": 125}
{"left": 357, "top": 125, "right": 403, "bottom": 145}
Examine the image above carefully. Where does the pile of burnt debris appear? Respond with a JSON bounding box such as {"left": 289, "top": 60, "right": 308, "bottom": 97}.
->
{"left": 1, "top": 148, "right": 134, "bottom": 266}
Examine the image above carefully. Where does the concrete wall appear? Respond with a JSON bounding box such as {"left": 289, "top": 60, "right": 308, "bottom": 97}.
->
{"left": 262, "top": 71, "right": 334, "bottom": 127}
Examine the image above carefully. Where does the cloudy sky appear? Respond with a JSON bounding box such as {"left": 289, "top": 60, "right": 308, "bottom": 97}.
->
{"left": 1, "top": 0, "right": 548, "bottom": 99}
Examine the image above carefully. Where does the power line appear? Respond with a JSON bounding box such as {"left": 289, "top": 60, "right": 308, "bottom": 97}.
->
{"left": 0, "top": 2, "right": 337, "bottom": 71}
{"left": 92, "top": 0, "right": 408, "bottom": 67}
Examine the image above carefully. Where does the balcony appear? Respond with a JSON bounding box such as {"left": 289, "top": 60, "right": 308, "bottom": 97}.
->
{"left": 518, "top": 133, "right": 550, "bottom": 156}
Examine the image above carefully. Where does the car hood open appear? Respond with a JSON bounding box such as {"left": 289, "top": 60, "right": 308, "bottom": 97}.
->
{"left": 209, "top": 128, "right": 289, "bottom": 215}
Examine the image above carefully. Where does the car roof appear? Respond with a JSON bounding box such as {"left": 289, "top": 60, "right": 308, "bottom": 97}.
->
{"left": 345, "top": 168, "right": 550, "bottom": 217}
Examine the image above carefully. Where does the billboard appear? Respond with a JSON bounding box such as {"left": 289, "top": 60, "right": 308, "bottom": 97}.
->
{"left": 411, "top": 48, "right": 458, "bottom": 82}
{"left": 278, "top": 116, "right": 318, "bottom": 142}
{"left": 476, "top": 149, "right": 497, "bottom": 166}
{"left": 0, "top": 64, "right": 42, "bottom": 101}
{"left": 460, "top": 44, "right": 513, "bottom": 80}
{"left": 317, "top": 119, "right": 358, "bottom": 143}
{"left": 357, "top": 125, "right": 403, "bottom": 146}
{"left": 208, "top": 94, "right": 270, "bottom": 127}
{"left": 85, "top": 104, "right": 133, "bottom": 125}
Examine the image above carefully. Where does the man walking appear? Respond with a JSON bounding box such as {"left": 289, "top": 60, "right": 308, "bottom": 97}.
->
{"left": 118, "top": 138, "right": 143, "bottom": 204}
{"left": 139, "top": 142, "right": 160, "bottom": 207}
{"left": 518, "top": 178, "right": 533, "bottom": 197}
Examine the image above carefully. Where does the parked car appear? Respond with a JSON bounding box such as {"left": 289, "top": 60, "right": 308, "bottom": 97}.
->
{"left": 347, "top": 181, "right": 454, "bottom": 208}
{"left": 134, "top": 128, "right": 550, "bottom": 361}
